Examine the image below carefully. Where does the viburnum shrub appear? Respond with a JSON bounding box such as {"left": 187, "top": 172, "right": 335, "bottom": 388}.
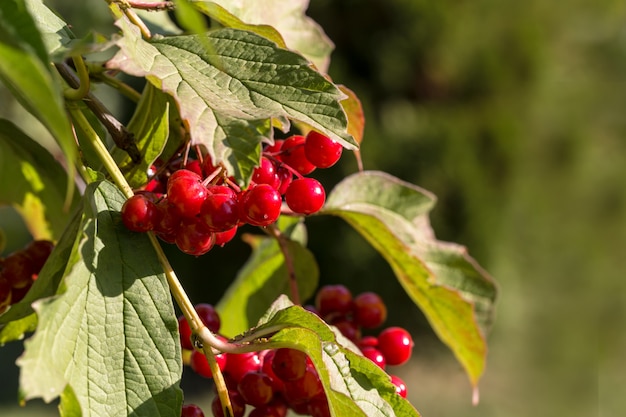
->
{"left": 0, "top": 1, "right": 498, "bottom": 416}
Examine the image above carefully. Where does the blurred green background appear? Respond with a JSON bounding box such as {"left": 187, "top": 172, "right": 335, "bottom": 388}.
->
{"left": 2, "top": 0, "right": 626, "bottom": 416}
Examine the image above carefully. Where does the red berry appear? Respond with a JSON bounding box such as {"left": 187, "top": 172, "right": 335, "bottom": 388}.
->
{"left": 308, "top": 394, "right": 332, "bottom": 417}
{"left": 304, "top": 131, "right": 343, "bottom": 168}
{"left": 285, "top": 178, "right": 325, "bottom": 215}
{"left": 201, "top": 154, "right": 217, "bottom": 176}
{"left": 24, "top": 240, "right": 54, "bottom": 272}
{"left": 331, "top": 318, "right": 361, "bottom": 343}
{"left": 211, "top": 390, "right": 246, "bottom": 417}
{"left": 352, "top": 292, "right": 387, "bottom": 329}
{"left": 178, "top": 315, "right": 193, "bottom": 350}
{"left": 225, "top": 352, "right": 262, "bottom": 383}
{"left": 181, "top": 403, "right": 205, "bottom": 417}
{"left": 279, "top": 135, "right": 316, "bottom": 175}
{"left": 237, "top": 371, "right": 275, "bottom": 407}
{"left": 271, "top": 348, "right": 308, "bottom": 382}
{"left": 361, "top": 346, "right": 386, "bottom": 369}
{"left": 184, "top": 159, "right": 203, "bottom": 177}
{"left": 195, "top": 303, "right": 221, "bottom": 333}
{"left": 358, "top": 335, "right": 379, "bottom": 349}
{"left": 390, "top": 374, "right": 407, "bottom": 398}
{"left": 315, "top": 284, "right": 353, "bottom": 318}
{"left": 200, "top": 192, "right": 240, "bottom": 232}
{"left": 275, "top": 165, "right": 293, "bottom": 195}
{"left": 260, "top": 350, "right": 286, "bottom": 393}
{"left": 167, "top": 170, "right": 208, "bottom": 218}
{"left": 153, "top": 198, "right": 181, "bottom": 241}
{"left": 378, "top": 327, "right": 414, "bottom": 366}
{"left": 264, "top": 139, "right": 284, "bottom": 155}
{"left": 252, "top": 157, "right": 280, "bottom": 189}
{"left": 121, "top": 194, "right": 158, "bottom": 232}
{"left": 240, "top": 184, "right": 282, "bottom": 227}
{"left": 175, "top": 218, "right": 215, "bottom": 256}
{"left": 190, "top": 349, "right": 227, "bottom": 378}
{"left": 248, "top": 404, "right": 287, "bottom": 417}
{"left": 282, "top": 364, "right": 323, "bottom": 405}
{"left": 214, "top": 226, "right": 238, "bottom": 246}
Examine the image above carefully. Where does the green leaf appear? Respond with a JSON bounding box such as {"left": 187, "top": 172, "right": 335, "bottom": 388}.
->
{"left": 59, "top": 385, "right": 82, "bottom": 417}
{"left": 204, "top": 0, "right": 334, "bottom": 72}
{"left": 217, "top": 220, "right": 318, "bottom": 337}
{"left": 0, "top": 119, "right": 79, "bottom": 240}
{"left": 108, "top": 17, "right": 355, "bottom": 184}
{"left": 191, "top": 1, "right": 286, "bottom": 48}
{"left": 111, "top": 83, "right": 170, "bottom": 189}
{"left": 0, "top": 0, "right": 77, "bottom": 203}
{"left": 24, "top": 0, "right": 74, "bottom": 57}
{"left": 0, "top": 313, "right": 37, "bottom": 345}
{"left": 254, "top": 298, "right": 421, "bottom": 417}
{"left": 18, "top": 181, "right": 182, "bottom": 417}
{"left": 24, "top": 0, "right": 111, "bottom": 62}
{"left": 323, "top": 171, "right": 497, "bottom": 388}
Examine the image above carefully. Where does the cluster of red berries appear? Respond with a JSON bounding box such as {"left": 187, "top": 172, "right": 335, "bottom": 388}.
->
{"left": 121, "top": 130, "right": 343, "bottom": 256}
{"left": 0, "top": 240, "right": 54, "bottom": 314}
{"left": 307, "top": 284, "right": 412, "bottom": 398}
{"left": 178, "top": 285, "right": 413, "bottom": 417}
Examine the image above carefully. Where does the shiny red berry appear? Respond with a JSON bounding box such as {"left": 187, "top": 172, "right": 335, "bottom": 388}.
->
{"left": 378, "top": 327, "right": 414, "bottom": 366}
{"left": 121, "top": 194, "right": 158, "bottom": 232}
{"left": 166, "top": 170, "right": 208, "bottom": 218}
{"left": 190, "top": 349, "right": 227, "bottom": 378}
{"left": 361, "top": 346, "right": 386, "bottom": 369}
{"left": 279, "top": 135, "right": 316, "bottom": 175}
{"left": 285, "top": 178, "right": 325, "bottom": 215}
{"left": 390, "top": 374, "right": 407, "bottom": 398}
{"left": 304, "top": 131, "right": 343, "bottom": 168}
{"left": 240, "top": 184, "right": 282, "bottom": 227}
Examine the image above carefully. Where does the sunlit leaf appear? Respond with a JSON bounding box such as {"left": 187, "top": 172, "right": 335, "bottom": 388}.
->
{"left": 323, "top": 171, "right": 497, "bottom": 388}
{"left": 108, "top": 16, "right": 355, "bottom": 184}
{"left": 0, "top": 120, "right": 79, "bottom": 240}
{"left": 0, "top": 0, "right": 76, "bottom": 203}
{"left": 205, "top": 0, "right": 334, "bottom": 72}
{"left": 192, "top": 1, "right": 286, "bottom": 48}
{"left": 18, "top": 181, "right": 182, "bottom": 416}
{"left": 251, "top": 297, "right": 421, "bottom": 417}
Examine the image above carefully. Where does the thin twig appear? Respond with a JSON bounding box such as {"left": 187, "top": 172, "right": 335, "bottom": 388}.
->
{"left": 126, "top": 0, "right": 175, "bottom": 11}
{"left": 63, "top": 56, "right": 90, "bottom": 101}
{"left": 55, "top": 62, "right": 141, "bottom": 163}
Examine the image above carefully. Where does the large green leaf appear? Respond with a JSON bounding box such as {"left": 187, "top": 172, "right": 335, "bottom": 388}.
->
{"left": 108, "top": 16, "right": 355, "bottom": 184}
{"left": 0, "top": 120, "right": 79, "bottom": 240}
{"left": 217, "top": 218, "right": 318, "bottom": 337}
{"left": 0, "top": 0, "right": 76, "bottom": 202}
{"left": 323, "top": 171, "right": 497, "bottom": 388}
{"left": 111, "top": 83, "right": 170, "bottom": 189}
{"left": 204, "top": 0, "right": 334, "bottom": 72}
{"left": 251, "top": 296, "right": 421, "bottom": 417}
{"left": 18, "top": 181, "right": 182, "bottom": 417}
